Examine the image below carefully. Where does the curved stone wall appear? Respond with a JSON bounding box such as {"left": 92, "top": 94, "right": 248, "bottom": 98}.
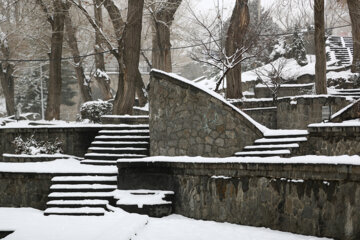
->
{"left": 149, "top": 70, "right": 264, "bottom": 157}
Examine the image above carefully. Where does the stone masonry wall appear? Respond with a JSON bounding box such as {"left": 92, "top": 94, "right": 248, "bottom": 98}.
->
{"left": 117, "top": 160, "right": 360, "bottom": 240}
{"left": 300, "top": 125, "right": 360, "bottom": 155}
{"left": 243, "top": 107, "right": 277, "bottom": 129}
{"left": 0, "top": 172, "right": 54, "bottom": 210}
{"left": 0, "top": 127, "right": 101, "bottom": 158}
{"left": 149, "top": 70, "right": 263, "bottom": 157}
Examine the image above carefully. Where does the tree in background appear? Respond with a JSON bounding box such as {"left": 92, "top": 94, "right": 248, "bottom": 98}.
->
{"left": 225, "top": 0, "right": 250, "bottom": 99}
{"left": 148, "top": 0, "right": 182, "bottom": 72}
{"left": 314, "top": 0, "right": 327, "bottom": 94}
{"left": 347, "top": 0, "right": 360, "bottom": 73}
{"left": 287, "top": 30, "right": 308, "bottom": 66}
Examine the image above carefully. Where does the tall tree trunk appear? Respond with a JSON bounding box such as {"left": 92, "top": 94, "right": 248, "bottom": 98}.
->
{"left": 151, "top": 0, "right": 182, "bottom": 72}
{"left": 113, "top": 0, "right": 144, "bottom": 114}
{"left": 314, "top": 0, "right": 327, "bottom": 94}
{"left": 0, "top": 33, "right": 15, "bottom": 116}
{"left": 347, "top": 0, "right": 360, "bottom": 73}
{"left": 225, "top": 0, "right": 250, "bottom": 99}
{"left": 64, "top": 11, "right": 92, "bottom": 102}
{"left": 45, "top": 0, "right": 66, "bottom": 120}
{"left": 93, "top": 0, "right": 113, "bottom": 100}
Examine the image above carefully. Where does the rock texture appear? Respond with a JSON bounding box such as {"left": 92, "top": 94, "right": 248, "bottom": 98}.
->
{"left": 117, "top": 160, "right": 360, "bottom": 240}
{"left": 148, "top": 70, "right": 263, "bottom": 157}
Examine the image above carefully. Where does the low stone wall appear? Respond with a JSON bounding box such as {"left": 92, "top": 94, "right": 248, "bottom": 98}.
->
{"left": 276, "top": 96, "right": 351, "bottom": 129}
{"left": 149, "top": 70, "right": 263, "bottom": 157}
{"left": 0, "top": 126, "right": 102, "bottom": 158}
{"left": 117, "top": 159, "right": 360, "bottom": 240}
{"left": 254, "top": 84, "right": 314, "bottom": 98}
{"left": 243, "top": 107, "right": 277, "bottom": 129}
{"left": 0, "top": 172, "right": 54, "bottom": 210}
{"left": 302, "top": 125, "right": 360, "bottom": 155}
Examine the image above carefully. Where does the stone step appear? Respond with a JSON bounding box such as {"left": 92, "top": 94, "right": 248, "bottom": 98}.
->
{"left": 99, "top": 124, "right": 149, "bottom": 130}
{"left": 44, "top": 207, "right": 105, "bottom": 216}
{"left": 87, "top": 147, "right": 149, "bottom": 155}
{"left": 98, "top": 129, "right": 150, "bottom": 136}
{"left": 94, "top": 135, "right": 150, "bottom": 142}
{"left": 84, "top": 152, "right": 148, "bottom": 160}
{"left": 234, "top": 149, "right": 291, "bottom": 157}
{"left": 114, "top": 189, "right": 174, "bottom": 218}
{"left": 81, "top": 159, "right": 118, "bottom": 165}
{"left": 51, "top": 175, "right": 117, "bottom": 185}
{"left": 254, "top": 137, "right": 307, "bottom": 145}
{"left": 101, "top": 115, "right": 149, "bottom": 125}
{"left": 90, "top": 141, "right": 149, "bottom": 148}
{"left": 243, "top": 143, "right": 299, "bottom": 151}
{"left": 50, "top": 184, "right": 117, "bottom": 192}
{"left": 46, "top": 199, "right": 109, "bottom": 209}
{"left": 48, "top": 192, "right": 115, "bottom": 201}
{"left": 336, "top": 89, "right": 360, "bottom": 93}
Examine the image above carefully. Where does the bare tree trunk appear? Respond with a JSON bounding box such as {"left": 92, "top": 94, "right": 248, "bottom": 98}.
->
{"left": 347, "top": 0, "right": 360, "bottom": 73}
{"left": 113, "top": 0, "right": 144, "bottom": 114}
{"left": 135, "top": 70, "right": 147, "bottom": 107}
{"left": 314, "top": 0, "right": 327, "bottom": 94}
{"left": 93, "top": 0, "right": 113, "bottom": 100}
{"left": 151, "top": 0, "right": 182, "bottom": 72}
{"left": 64, "top": 11, "right": 92, "bottom": 102}
{"left": 0, "top": 33, "right": 15, "bottom": 116}
{"left": 225, "top": 0, "right": 250, "bottom": 99}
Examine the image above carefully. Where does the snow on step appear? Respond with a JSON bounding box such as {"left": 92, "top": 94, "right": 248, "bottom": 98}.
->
{"left": 52, "top": 176, "right": 117, "bottom": 182}
{"left": 85, "top": 153, "right": 147, "bottom": 157}
{"left": 47, "top": 199, "right": 109, "bottom": 206}
{"left": 95, "top": 135, "right": 150, "bottom": 139}
{"left": 81, "top": 160, "right": 118, "bottom": 165}
{"left": 244, "top": 143, "right": 299, "bottom": 150}
{"left": 49, "top": 192, "right": 115, "bottom": 198}
{"left": 235, "top": 150, "right": 291, "bottom": 156}
{"left": 44, "top": 207, "right": 105, "bottom": 215}
{"left": 99, "top": 129, "right": 149, "bottom": 134}
{"left": 113, "top": 189, "right": 174, "bottom": 208}
{"left": 92, "top": 141, "right": 149, "bottom": 145}
{"left": 50, "top": 184, "right": 117, "bottom": 190}
{"left": 88, "top": 147, "right": 147, "bottom": 151}
{"left": 255, "top": 137, "right": 307, "bottom": 144}
{"left": 263, "top": 129, "right": 308, "bottom": 137}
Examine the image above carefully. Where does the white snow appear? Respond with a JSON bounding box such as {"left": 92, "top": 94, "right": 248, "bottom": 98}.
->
{"left": 46, "top": 200, "right": 109, "bottom": 205}
{"left": 101, "top": 115, "right": 149, "bottom": 119}
{"left": 113, "top": 190, "right": 173, "bottom": 208}
{"left": 211, "top": 175, "right": 231, "bottom": 179}
{"left": 117, "top": 155, "right": 360, "bottom": 166}
{"left": 52, "top": 175, "right": 117, "bottom": 182}
{"left": 309, "top": 119, "right": 360, "bottom": 127}
{"left": 2, "top": 153, "right": 77, "bottom": 159}
{"left": 244, "top": 143, "right": 299, "bottom": 149}
{"left": 255, "top": 137, "right": 307, "bottom": 143}
{"left": 44, "top": 207, "right": 105, "bottom": 214}
{"left": 0, "top": 207, "right": 332, "bottom": 240}
{"left": 0, "top": 159, "right": 117, "bottom": 174}
{"left": 151, "top": 69, "right": 269, "bottom": 134}
{"left": 235, "top": 150, "right": 291, "bottom": 155}
{"left": 255, "top": 83, "right": 314, "bottom": 88}
{"left": 50, "top": 184, "right": 117, "bottom": 190}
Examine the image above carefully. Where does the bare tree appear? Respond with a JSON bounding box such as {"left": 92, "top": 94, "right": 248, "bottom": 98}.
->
{"left": 0, "top": 30, "right": 15, "bottom": 115}
{"left": 148, "top": 0, "right": 182, "bottom": 72}
{"left": 347, "top": 0, "right": 360, "bottom": 73}
{"left": 71, "top": 0, "right": 146, "bottom": 114}
{"left": 64, "top": 9, "right": 92, "bottom": 102}
{"left": 314, "top": 0, "right": 327, "bottom": 94}
{"left": 93, "top": 0, "right": 113, "bottom": 100}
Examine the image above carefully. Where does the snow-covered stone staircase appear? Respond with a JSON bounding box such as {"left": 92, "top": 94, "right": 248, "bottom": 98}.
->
{"left": 81, "top": 124, "right": 150, "bottom": 165}
{"left": 330, "top": 88, "right": 360, "bottom": 97}
{"left": 44, "top": 173, "right": 118, "bottom": 216}
{"left": 327, "top": 36, "right": 353, "bottom": 66}
{"left": 234, "top": 130, "right": 308, "bottom": 157}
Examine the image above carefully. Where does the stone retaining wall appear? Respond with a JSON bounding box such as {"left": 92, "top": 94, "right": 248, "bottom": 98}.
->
{"left": 302, "top": 125, "right": 360, "bottom": 155}
{"left": 0, "top": 127, "right": 101, "bottom": 158}
{"left": 149, "top": 70, "right": 263, "bottom": 157}
{"left": 243, "top": 107, "right": 277, "bottom": 129}
{"left": 117, "top": 160, "right": 360, "bottom": 240}
{"left": 0, "top": 172, "right": 54, "bottom": 209}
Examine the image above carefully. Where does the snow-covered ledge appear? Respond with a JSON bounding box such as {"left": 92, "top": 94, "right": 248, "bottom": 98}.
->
{"left": 149, "top": 69, "right": 265, "bottom": 157}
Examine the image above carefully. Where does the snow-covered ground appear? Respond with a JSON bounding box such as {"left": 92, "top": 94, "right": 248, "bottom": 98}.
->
{"left": 0, "top": 207, "right": 331, "bottom": 240}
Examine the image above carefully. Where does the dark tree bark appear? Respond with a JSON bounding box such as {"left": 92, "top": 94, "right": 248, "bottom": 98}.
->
{"left": 0, "top": 35, "right": 15, "bottom": 116}
{"left": 64, "top": 10, "right": 92, "bottom": 102}
{"left": 151, "top": 0, "right": 182, "bottom": 72}
{"left": 225, "top": 0, "right": 250, "bottom": 99}
{"left": 347, "top": 0, "right": 360, "bottom": 73}
{"left": 113, "top": 0, "right": 144, "bottom": 114}
{"left": 93, "top": 0, "right": 113, "bottom": 100}
{"left": 37, "top": 0, "right": 67, "bottom": 120}
{"left": 314, "top": 0, "right": 327, "bottom": 94}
